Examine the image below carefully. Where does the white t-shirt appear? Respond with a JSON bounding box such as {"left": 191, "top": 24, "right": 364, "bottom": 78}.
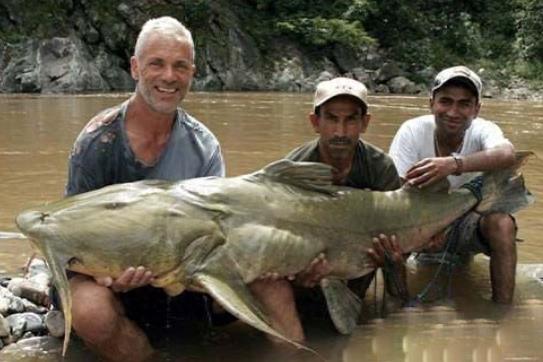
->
{"left": 389, "top": 114, "right": 512, "bottom": 189}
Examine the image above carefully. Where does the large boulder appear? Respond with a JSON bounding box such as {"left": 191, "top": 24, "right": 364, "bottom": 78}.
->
{"left": 192, "top": 4, "right": 264, "bottom": 91}
{"left": 0, "top": 37, "right": 132, "bottom": 93}
{"left": 387, "top": 76, "right": 418, "bottom": 94}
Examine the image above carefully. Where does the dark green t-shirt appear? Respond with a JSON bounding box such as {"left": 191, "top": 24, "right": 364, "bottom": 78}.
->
{"left": 285, "top": 138, "right": 401, "bottom": 191}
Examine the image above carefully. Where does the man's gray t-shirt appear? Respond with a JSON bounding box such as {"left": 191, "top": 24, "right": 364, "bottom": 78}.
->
{"left": 66, "top": 101, "right": 225, "bottom": 196}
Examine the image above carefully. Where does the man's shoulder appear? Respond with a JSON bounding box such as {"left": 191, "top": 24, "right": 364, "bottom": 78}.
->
{"left": 359, "top": 140, "right": 395, "bottom": 165}
{"left": 353, "top": 140, "right": 400, "bottom": 190}
{"left": 284, "top": 139, "right": 319, "bottom": 161}
{"left": 400, "top": 114, "right": 434, "bottom": 129}
{"left": 71, "top": 104, "right": 124, "bottom": 155}
{"left": 81, "top": 104, "right": 124, "bottom": 136}
{"left": 471, "top": 116, "right": 502, "bottom": 130}
{"left": 178, "top": 109, "right": 220, "bottom": 146}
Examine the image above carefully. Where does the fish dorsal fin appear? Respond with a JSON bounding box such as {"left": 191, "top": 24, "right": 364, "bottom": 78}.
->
{"left": 250, "top": 159, "right": 337, "bottom": 194}
{"left": 402, "top": 177, "right": 451, "bottom": 193}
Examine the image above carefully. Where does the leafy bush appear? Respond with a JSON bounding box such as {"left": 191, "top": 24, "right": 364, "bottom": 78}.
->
{"left": 275, "top": 17, "right": 374, "bottom": 49}
{"left": 516, "top": 0, "right": 543, "bottom": 61}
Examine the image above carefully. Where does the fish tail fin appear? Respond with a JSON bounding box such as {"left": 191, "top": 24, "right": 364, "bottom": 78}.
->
{"left": 469, "top": 151, "right": 535, "bottom": 214}
{"left": 41, "top": 245, "right": 72, "bottom": 356}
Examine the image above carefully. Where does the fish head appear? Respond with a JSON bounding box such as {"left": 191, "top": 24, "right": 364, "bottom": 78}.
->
{"left": 15, "top": 182, "right": 171, "bottom": 262}
{"left": 15, "top": 209, "right": 50, "bottom": 253}
{"left": 15, "top": 180, "right": 220, "bottom": 275}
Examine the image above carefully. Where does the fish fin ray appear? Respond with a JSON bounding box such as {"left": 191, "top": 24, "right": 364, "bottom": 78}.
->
{"left": 321, "top": 279, "right": 362, "bottom": 334}
{"left": 249, "top": 159, "right": 338, "bottom": 195}
{"left": 41, "top": 246, "right": 71, "bottom": 356}
{"left": 194, "top": 272, "right": 314, "bottom": 353}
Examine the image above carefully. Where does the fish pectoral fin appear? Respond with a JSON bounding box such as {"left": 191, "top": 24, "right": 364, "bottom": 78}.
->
{"left": 152, "top": 264, "right": 187, "bottom": 297}
{"left": 321, "top": 278, "right": 362, "bottom": 335}
{"left": 193, "top": 271, "right": 310, "bottom": 351}
{"left": 40, "top": 246, "right": 72, "bottom": 356}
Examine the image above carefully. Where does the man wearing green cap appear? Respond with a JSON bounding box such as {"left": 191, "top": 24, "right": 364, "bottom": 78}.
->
{"left": 389, "top": 65, "right": 517, "bottom": 303}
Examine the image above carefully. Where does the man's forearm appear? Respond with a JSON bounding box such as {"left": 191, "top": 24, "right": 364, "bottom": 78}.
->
{"left": 461, "top": 144, "right": 515, "bottom": 173}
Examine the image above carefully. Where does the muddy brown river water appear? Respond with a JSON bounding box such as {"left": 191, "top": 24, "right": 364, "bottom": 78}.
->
{"left": 0, "top": 92, "right": 542, "bottom": 361}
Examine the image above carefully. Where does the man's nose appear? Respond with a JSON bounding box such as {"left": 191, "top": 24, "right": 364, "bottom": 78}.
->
{"left": 334, "top": 121, "right": 347, "bottom": 136}
{"left": 446, "top": 103, "right": 461, "bottom": 117}
{"left": 161, "top": 65, "right": 176, "bottom": 81}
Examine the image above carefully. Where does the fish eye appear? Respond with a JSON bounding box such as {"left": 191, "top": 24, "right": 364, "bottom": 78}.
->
{"left": 68, "top": 257, "right": 82, "bottom": 267}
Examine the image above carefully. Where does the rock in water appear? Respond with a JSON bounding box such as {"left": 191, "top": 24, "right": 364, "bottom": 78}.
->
{"left": 0, "top": 314, "right": 10, "bottom": 337}
{"left": 45, "top": 310, "right": 64, "bottom": 338}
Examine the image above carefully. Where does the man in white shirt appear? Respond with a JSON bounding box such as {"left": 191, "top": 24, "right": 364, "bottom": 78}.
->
{"left": 389, "top": 66, "right": 517, "bottom": 304}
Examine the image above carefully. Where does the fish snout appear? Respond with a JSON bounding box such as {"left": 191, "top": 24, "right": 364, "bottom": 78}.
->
{"left": 15, "top": 210, "right": 49, "bottom": 235}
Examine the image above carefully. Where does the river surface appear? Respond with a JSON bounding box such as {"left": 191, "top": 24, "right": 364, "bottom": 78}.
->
{"left": 0, "top": 92, "right": 542, "bottom": 361}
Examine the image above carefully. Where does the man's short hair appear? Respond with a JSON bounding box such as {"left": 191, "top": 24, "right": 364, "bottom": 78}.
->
{"left": 134, "top": 16, "right": 194, "bottom": 61}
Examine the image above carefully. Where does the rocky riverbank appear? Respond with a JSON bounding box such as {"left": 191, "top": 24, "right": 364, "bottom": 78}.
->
{"left": 1, "top": 0, "right": 542, "bottom": 101}
{"left": 0, "top": 258, "right": 64, "bottom": 357}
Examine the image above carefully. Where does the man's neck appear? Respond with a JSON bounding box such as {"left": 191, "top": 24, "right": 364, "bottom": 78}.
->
{"left": 125, "top": 95, "right": 176, "bottom": 137}
{"left": 124, "top": 95, "right": 176, "bottom": 165}
{"left": 318, "top": 145, "right": 354, "bottom": 185}
{"left": 435, "top": 130, "right": 464, "bottom": 156}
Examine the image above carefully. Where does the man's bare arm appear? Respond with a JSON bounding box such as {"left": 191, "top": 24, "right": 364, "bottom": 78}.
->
{"left": 405, "top": 143, "right": 515, "bottom": 188}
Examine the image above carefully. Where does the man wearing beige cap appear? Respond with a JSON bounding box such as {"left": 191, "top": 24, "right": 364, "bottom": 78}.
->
{"left": 282, "top": 77, "right": 407, "bottom": 328}
{"left": 389, "top": 65, "right": 517, "bottom": 303}
{"left": 287, "top": 77, "right": 400, "bottom": 189}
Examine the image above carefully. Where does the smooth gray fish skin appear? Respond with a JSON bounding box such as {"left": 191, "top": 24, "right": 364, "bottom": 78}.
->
{"left": 14, "top": 153, "right": 533, "bottom": 355}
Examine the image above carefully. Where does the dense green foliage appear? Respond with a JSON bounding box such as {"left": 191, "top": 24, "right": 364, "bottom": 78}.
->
{"left": 1, "top": 0, "right": 541, "bottom": 81}
{"left": 243, "top": 0, "right": 543, "bottom": 79}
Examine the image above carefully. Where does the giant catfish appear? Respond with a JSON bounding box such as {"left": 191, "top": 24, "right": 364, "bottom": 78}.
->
{"left": 14, "top": 152, "right": 534, "bottom": 355}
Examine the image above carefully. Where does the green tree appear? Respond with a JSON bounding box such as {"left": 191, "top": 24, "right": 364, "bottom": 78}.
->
{"left": 516, "top": 0, "right": 543, "bottom": 61}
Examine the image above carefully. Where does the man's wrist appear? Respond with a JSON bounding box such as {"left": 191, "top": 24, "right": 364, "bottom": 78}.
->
{"left": 451, "top": 153, "right": 464, "bottom": 175}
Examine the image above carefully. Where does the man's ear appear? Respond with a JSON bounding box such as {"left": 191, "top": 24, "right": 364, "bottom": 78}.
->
{"left": 309, "top": 112, "right": 320, "bottom": 133}
{"left": 474, "top": 101, "right": 481, "bottom": 117}
{"left": 130, "top": 56, "right": 139, "bottom": 81}
{"left": 360, "top": 114, "right": 371, "bottom": 133}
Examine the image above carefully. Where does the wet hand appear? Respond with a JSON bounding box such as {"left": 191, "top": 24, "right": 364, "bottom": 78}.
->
{"left": 405, "top": 157, "right": 457, "bottom": 188}
{"left": 367, "top": 234, "right": 404, "bottom": 268}
{"left": 293, "top": 253, "right": 332, "bottom": 288}
{"left": 422, "top": 230, "right": 447, "bottom": 253}
{"left": 95, "top": 266, "right": 154, "bottom": 293}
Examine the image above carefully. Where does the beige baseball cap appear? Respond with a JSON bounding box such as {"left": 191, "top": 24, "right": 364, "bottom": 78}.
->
{"left": 313, "top": 77, "right": 368, "bottom": 111}
{"left": 431, "top": 65, "right": 482, "bottom": 100}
